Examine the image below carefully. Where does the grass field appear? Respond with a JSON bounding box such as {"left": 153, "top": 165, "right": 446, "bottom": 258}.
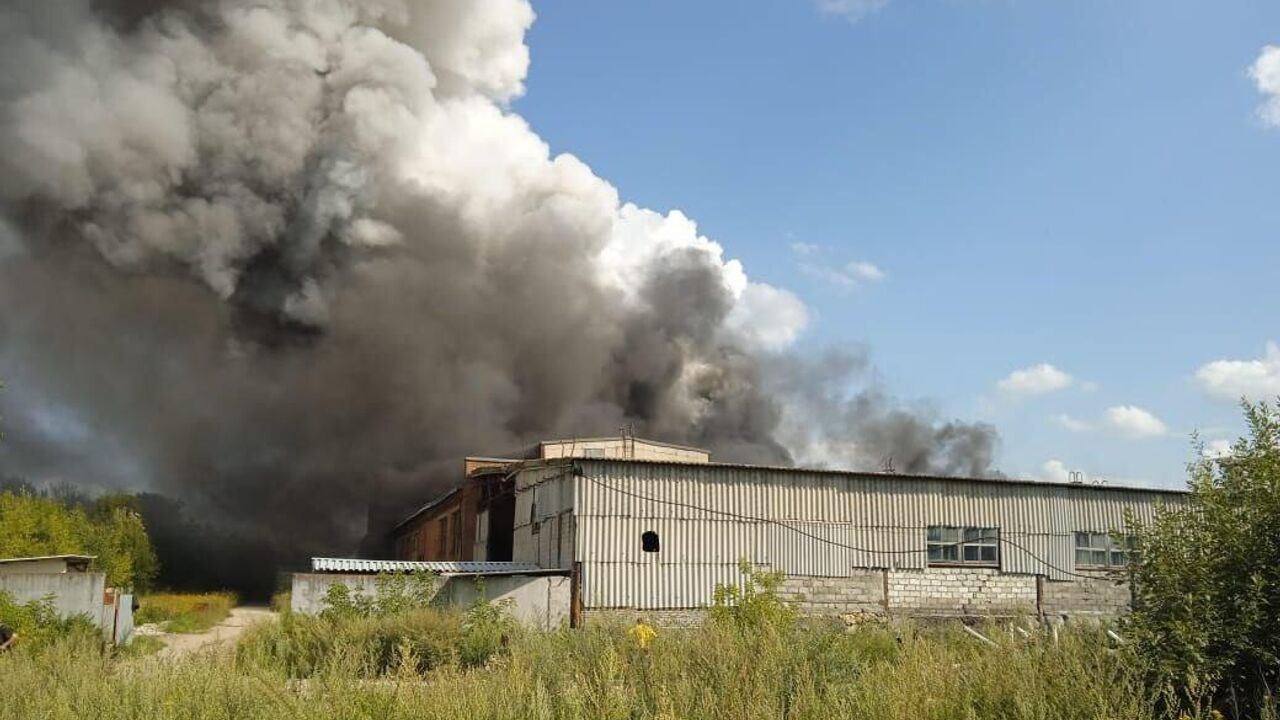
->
{"left": 0, "top": 607, "right": 1181, "bottom": 720}
{"left": 134, "top": 592, "right": 238, "bottom": 634}
{"left": 1, "top": 569, "right": 1266, "bottom": 720}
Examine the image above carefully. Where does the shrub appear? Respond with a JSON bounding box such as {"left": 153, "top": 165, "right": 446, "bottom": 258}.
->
{"left": 709, "top": 558, "right": 798, "bottom": 633}
{"left": 319, "top": 572, "right": 439, "bottom": 620}
{"left": 457, "top": 582, "right": 517, "bottom": 667}
{"left": 1126, "top": 400, "right": 1280, "bottom": 718}
{"left": 236, "top": 606, "right": 466, "bottom": 677}
{"left": 0, "top": 590, "right": 99, "bottom": 650}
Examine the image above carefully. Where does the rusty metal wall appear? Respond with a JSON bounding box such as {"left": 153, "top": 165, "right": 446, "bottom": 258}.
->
{"left": 556, "top": 460, "right": 1180, "bottom": 607}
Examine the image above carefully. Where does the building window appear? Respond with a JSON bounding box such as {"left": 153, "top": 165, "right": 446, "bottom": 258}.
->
{"left": 1075, "top": 532, "right": 1133, "bottom": 568}
{"left": 641, "top": 530, "right": 660, "bottom": 553}
{"left": 927, "top": 526, "right": 999, "bottom": 566}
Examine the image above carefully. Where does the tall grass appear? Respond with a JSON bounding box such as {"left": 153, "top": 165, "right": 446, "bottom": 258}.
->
{"left": 0, "top": 611, "right": 1179, "bottom": 720}
{"left": 135, "top": 592, "right": 237, "bottom": 633}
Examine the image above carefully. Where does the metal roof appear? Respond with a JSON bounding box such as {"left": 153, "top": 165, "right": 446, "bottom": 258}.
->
{"left": 0, "top": 554, "right": 97, "bottom": 564}
{"left": 560, "top": 457, "right": 1187, "bottom": 495}
{"left": 311, "top": 557, "right": 543, "bottom": 575}
{"left": 390, "top": 486, "right": 462, "bottom": 533}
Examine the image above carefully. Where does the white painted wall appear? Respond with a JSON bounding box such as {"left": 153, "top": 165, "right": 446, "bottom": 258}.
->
{"left": 436, "top": 574, "right": 571, "bottom": 630}
{"left": 289, "top": 572, "right": 571, "bottom": 630}
{"left": 0, "top": 558, "right": 78, "bottom": 574}
{"left": 0, "top": 572, "right": 112, "bottom": 634}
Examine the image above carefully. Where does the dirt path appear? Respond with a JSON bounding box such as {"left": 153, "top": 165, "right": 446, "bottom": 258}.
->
{"left": 147, "top": 607, "right": 276, "bottom": 658}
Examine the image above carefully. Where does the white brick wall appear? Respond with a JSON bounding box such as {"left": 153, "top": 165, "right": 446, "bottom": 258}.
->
{"left": 888, "top": 567, "right": 1036, "bottom": 616}
{"left": 779, "top": 571, "right": 885, "bottom": 616}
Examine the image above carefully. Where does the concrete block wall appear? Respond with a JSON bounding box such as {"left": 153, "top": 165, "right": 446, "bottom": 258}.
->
{"left": 1040, "top": 573, "right": 1131, "bottom": 619}
{"left": 778, "top": 572, "right": 885, "bottom": 617}
{"left": 888, "top": 567, "right": 1037, "bottom": 616}
{"left": 584, "top": 568, "right": 1131, "bottom": 622}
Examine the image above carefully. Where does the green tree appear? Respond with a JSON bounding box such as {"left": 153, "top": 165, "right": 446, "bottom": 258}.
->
{"left": 0, "top": 490, "right": 159, "bottom": 591}
{"left": 1126, "top": 400, "right": 1280, "bottom": 718}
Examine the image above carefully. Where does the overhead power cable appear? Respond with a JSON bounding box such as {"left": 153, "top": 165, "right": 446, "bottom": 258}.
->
{"left": 581, "top": 473, "right": 1110, "bottom": 581}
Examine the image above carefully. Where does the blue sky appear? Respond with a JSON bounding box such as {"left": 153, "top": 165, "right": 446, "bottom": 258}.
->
{"left": 514, "top": 0, "right": 1280, "bottom": 488}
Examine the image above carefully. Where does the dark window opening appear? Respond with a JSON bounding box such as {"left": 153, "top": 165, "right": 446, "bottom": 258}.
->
{"left": 641, "top": 530, "right": 660, "bottom": 553}
{"left": 485, "top": 492, "right": 515, "bottom": 562}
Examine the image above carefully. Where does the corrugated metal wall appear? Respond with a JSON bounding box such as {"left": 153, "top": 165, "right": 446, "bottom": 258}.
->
{"left": 513, "top": 466, "right": 576, "bottom": 569}
{"left": 562, "top": 460, "right": 1180, "bottom": 608}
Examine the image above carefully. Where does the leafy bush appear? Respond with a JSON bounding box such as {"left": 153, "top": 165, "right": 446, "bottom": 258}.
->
{"left": 239, "top": 580, "right": 515, "bottom": 677}
{"left": 319, "top": 572, "right": 440, "bottom": 620}
{"left": 709, "top": 558, "right": 798, "bottom": 632}
{"left": 1126, "top": 400, "right": 1280, "bottom": 718}
{"left": 457, "top": 583, "right": 517, "bottom": 667}
{"left": 237, "top": 606, "right": 467, "bottom": 677}
{"left": 0, "top": 589, "right": 99, "bottom": 650}
{"left": 135, "top": 592, "right": 236, "bottom": 633}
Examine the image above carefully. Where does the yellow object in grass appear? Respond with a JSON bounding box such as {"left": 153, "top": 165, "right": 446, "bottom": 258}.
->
{"left": 628, "top": 620, "right": 657, "bottom": 649}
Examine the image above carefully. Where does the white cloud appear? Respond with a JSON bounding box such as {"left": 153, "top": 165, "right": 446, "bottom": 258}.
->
{"left": 789, "top": 241, "right": 820, "bottom": 257}
{"left": 1250, "top": 45, "right": 1280, "bottom": 127}
{"left": 1194, "top": 342, "right": 1280, "bottom": 402}
{"left": 1202, "top": 439, "right": 1234, "bottom": 459}
{"left": 846, "top": 261, "right": 885, "bottom": 282}
{"left": 996, "top": 363, "right": 1073, "bottom": 397}
{"left": 792, "top": 244, "right": 887, "bottom": 290}
{"left": 1054, "top": 414, "right": 1093, "bottom": 432}
{"left": 816, "top": 0, "right": 891, "bottom": 24}
{"left": 1104, "top": 405, "right": 1168, "bottom": 439}
{"left": 1040, "top": 459, "right": 1072, "bottom": 483}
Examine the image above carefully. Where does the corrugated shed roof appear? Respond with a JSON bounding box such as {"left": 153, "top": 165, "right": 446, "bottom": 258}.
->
{"left": 0, "top": 554, "right": 97, "bottom": 564}
{"left": 311, "top": 557, "right": 543, "bottom": 575}
{"left": 390, "top": 486, "right": 462, "bottom": 533}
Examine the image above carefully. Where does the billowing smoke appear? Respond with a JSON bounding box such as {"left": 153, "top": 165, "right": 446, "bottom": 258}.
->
{"left": 0, "top": 0, "right": 998, "bottom": 574}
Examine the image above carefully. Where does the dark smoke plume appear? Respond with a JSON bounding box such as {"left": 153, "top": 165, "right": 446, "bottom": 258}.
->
{"left": 0, "top": 0, "right": 999, "bottom": 587}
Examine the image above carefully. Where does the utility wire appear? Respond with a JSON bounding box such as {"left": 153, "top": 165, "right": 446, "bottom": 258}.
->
{"left": 582, "top": 473, "right": 1112, "bottom": 581}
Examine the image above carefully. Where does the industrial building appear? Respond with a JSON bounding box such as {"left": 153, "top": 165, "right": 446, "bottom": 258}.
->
{"left": 383, "top": 437, "right": 1182, "bottom": 623}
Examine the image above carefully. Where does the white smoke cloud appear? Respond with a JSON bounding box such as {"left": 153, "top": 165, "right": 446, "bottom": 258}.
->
{"left": 0, "top": 0, "right": 801, "bottom": 351}
{"left": 0, "top": 0, "right": 1001, "bottom": 557}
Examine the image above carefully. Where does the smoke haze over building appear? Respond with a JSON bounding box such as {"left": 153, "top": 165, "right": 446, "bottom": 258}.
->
{"left": 0, "top": 0, "right": 998, "bottom": 562}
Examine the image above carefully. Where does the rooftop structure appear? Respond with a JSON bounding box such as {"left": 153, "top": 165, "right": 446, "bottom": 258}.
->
{"left": 0, "top": 554, "right": 96, "bottom": 574}
{"left": 387, "top": 439, "right": 1184, "bottom": 623}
